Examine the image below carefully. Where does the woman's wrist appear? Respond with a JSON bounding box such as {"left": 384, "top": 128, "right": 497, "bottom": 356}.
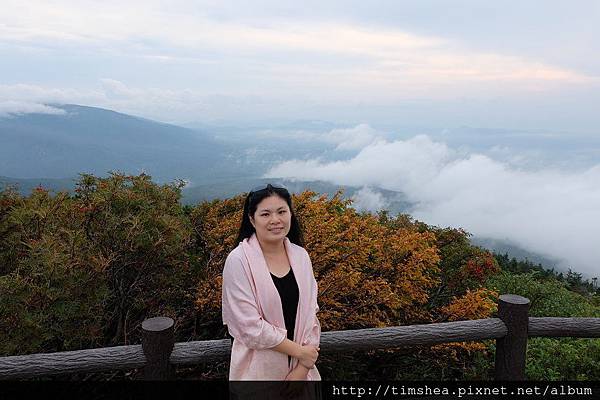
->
{"left": 273, "top": 339, "right": 304, "bottom": 359}
{"left": 292, "top": 342, "right": 304, "bottom": 359}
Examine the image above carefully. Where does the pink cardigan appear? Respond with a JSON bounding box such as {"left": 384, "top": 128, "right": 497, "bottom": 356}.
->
{"left": 222, "top": 233, "right": 321, "bottom": 381}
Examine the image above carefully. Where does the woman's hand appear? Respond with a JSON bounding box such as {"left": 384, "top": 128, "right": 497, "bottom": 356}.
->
{"left": 281, "top": 364, "right": 310, "bottom": 398}
{"left": 285, "top": 364, "right": 310, "bottom": 381}
{"left": 272, "top": 339, "right": 319, "bottom": 369}
{"left": 297, "top": 345, "right": 319, "bottom": 369}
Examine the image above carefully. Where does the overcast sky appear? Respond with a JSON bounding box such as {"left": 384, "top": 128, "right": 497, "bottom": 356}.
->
{"left": 1, "top": 0, "right": 599, "bottom": 131}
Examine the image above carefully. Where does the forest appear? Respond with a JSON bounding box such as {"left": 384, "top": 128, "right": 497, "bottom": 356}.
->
{"left": 1, "top": 173, "right": 599, "bottom": 380}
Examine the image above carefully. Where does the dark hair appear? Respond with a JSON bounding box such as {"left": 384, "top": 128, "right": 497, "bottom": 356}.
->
{"left": 236, "top": 184, "right": 304, "bottom": 246}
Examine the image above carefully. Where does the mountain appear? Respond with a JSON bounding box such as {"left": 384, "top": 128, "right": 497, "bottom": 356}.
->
{"left": 180, "top": 178, "right": 413, "bottom": 210}
{"left": 0, "top": 175, "right": 77, "bottom": 194}
{"left": 0, "top": 104, "right": 247, "bottom": 184}
{"left": 471, "top": 236, "right": 562, "bottom": 269}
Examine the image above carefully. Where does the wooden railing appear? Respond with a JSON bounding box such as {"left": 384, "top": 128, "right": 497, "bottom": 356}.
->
{"left": 1, "top": 294, "right": 599, "bottom": 380}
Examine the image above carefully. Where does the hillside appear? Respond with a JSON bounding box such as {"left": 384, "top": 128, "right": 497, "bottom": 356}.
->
{"left": 0, "top": 104, "right": 243, "bottom": 183}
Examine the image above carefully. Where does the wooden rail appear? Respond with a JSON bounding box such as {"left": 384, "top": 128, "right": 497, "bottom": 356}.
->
{"left": 1, "top": 295, "right": 599, "bottom": 380}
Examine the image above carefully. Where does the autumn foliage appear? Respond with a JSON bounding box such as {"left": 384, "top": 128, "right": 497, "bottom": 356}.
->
{"left": 1, "top": 173, "right": 503, "bottom": 379}
{"left": 0, "top": 174, "right": 195, "bottom": 355}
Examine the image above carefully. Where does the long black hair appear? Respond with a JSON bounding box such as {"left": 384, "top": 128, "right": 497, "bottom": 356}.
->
{"left": 236, "top": 184, "right": 304, "bottom": 246}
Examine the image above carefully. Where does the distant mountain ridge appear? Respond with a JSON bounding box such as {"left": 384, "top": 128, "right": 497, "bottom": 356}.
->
{"left": 0, "top": 175, "right": 76, "bottom": 195}
{"left": 470, "top": 237, "right": 561, "bottom": 269}
{"left": 0, "top": 104, "right": 245, "bottom": 183}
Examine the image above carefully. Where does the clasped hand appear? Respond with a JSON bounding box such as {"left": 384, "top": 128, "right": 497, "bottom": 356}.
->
{"left": 297, "top": 345, "right": 319, "bottom": 369}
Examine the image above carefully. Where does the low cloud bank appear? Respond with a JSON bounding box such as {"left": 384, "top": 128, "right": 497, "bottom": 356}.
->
{"left": 322, "top": 124, "right": 381, "bottom": 151}
{"left": 351, "top": 186, "right": 390, "bottom": 212}
{"left": 0, "top": 101, "right": 67, "bottom": 117}
{"left": 266, "top": 133, "right": 600, "bottom": 278}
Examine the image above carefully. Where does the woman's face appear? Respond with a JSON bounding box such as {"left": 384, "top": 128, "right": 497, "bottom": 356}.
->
{"left": 250, "top": 194, "right": 292, "bottom": 244}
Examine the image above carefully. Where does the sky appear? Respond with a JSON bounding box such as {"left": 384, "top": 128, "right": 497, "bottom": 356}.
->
{"left": 1, "top": 0, "right": 599, "bottom": 131}
{"left": 1, "top": 0, "right": 599, "bottom": 277}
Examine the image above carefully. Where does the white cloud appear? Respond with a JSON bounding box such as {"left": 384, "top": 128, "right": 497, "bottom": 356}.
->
{"left": 0, "top": 80, "right": 312, "bottom": 124}
{"left": 0, "top": 84, "right": 96, "bottom": 103}
{"left": 351, "top": 186, "right": 389, "bottom": 213}
{"left": 100, "top": 79, "right": 138, "bottom": 99}
{"left": 267, "top": 135, "right": 453, "bottom": 188}
{"left": 0, "top": 101, "right": 67, "bottom": 117}
{"left": 254, "top": 123, "right": 382, "bottom": 151}
{"left": 266, "top": 135, "right": 600, "bottom": 278}
{"left": 0, "top": 81, "right": 208, "bottom": 123}
{"left": 322, "top": 124, "right": 381, "bottom": 151}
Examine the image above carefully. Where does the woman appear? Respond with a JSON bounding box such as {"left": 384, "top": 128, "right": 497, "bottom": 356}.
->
{"left": 222, "top": 183, "right": 321, "bottom": 381}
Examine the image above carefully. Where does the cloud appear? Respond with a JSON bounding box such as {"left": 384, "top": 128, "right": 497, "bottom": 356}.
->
{"left": 0, "top": 83, "right": 99, "bottom": 111}
{"left": 266, "top": 134, "right": 600, "bottom": 278}
{"left": 0, "top": 81, "right": 208, "bottom": 123}
{"left": 100, "top": 79, "right": 138, "bottom": 99}
{"left": 322, "top": 124, "right": 381, "bottom": 151}
{"left": 351, "top": 186, "right": 389, "bottom": 213}
{"left": 254, "top": 123, "right": 383, "bottom": 151}
{"left": 0, "top": 80, "right": 316, "bottom": 124}
{"left": 267, "top": 135, "right": 453, "bottom": 188}
{"left": 0, "top": 100, "right": 67, "bottom": 117}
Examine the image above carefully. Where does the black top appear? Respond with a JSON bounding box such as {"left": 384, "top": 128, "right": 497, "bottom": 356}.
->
{"left": 270, "top": 267, "right": 300, "bottom": 366}
{"left": 270, "top": 268, "right": 300, "bottom": 342}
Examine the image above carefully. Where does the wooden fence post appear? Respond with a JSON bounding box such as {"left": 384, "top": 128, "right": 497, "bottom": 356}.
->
{"left": 494, "top": 294, "right": 530, "bottom": 380}
{"left": 141, "top": 317, "right": 174, "bottom": 380}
